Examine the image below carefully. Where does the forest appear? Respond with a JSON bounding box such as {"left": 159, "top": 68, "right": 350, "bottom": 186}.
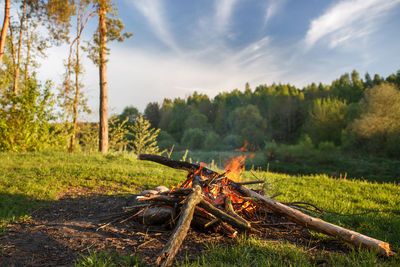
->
{"left": 1, "top": 0, "right": 400, "bottom": 169}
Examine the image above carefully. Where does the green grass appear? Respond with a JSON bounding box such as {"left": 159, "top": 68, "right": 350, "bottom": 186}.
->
{"left": 171, "top": 148, "right": 400, "bottom": 183}
{"left": 1, "top": 152, "right": 400, "bottom": 266}
{"left": 75, "top": 250, "right": 148, "bottom": 267}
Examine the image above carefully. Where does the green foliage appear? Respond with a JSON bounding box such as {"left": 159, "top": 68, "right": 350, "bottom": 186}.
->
{"left": 76, "top": 250, "right": 147, "bottom": 267}
{"left": 144, "top": 102, "right": 160, "bottom": 128}
{"left": 76, "top": 122, "right": 98, "bottom": 152}
{"left": 157, "top": 130, "right": 176, "bottom": 150}
{"left": 83, "top": 0, "right": 132, "bottom": 66}
{"left": 184, "top": 110, "right": 210, "bottom": 130}
{"left": 0, "top": 81, "right": 68, "bottom": 152}
{"left": 263, "top": 140, "right": 400, "bottom": 182}
{"left": 158, "top": 99, "right": 173, "bottom": 131}
{"left": 167, "top": 98, "right": 189, "bottom": 141}
{"left": 75, "top": 118, "right": 131, "bottom": 153}
{"left": 181, "top": 128, "right": 206, "bottom": 150}
{"left": 118, "top": 105, "right": 140, "bottom": 125}
{"left": 203, "top": 131, "right": 220, "bottom": 150}
{"left": 353, "top": 84, "right": 400, "bottom": 136}
{"left": 231, "top": 105, "right": 266, "bottom": 149}
{"left": 128, "top": 116, "right": 161, "bottom": 155}
{"left": 108, "top": 116, "right": 130, "bottom": 151}
{"left": 350, "top": 84, "right": 400, "bottom": 156}
{"left": 306, "top": 97, "right": 348, "bottom": 145}
{"left": 222, "top": 134, "right": 241, "bottom": 150}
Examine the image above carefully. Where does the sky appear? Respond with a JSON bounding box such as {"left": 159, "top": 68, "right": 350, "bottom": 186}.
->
{"left": 6, "top": 0, "right": 400, "bottom": 120}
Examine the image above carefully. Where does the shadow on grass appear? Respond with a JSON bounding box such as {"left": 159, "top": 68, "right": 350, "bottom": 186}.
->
{"left": 0, "top": 193, "right": 202, "bottom": 266}
{"left": 0, "top": 193, "right": 50, "bottom": 227}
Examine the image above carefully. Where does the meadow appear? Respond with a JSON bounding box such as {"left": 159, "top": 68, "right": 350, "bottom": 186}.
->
{"left": 1, "top": 152, "right": 399, "bottom": 266}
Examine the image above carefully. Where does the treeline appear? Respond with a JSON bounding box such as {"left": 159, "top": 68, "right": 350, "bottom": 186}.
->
{"left": 123, "top": 70, "right": 400, "bottom": 157}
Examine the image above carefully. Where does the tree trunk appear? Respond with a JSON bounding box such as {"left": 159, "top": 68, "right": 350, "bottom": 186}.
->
{"left": 0, "top": 0, "right": 10, "bottom": 66}
{"left": 24, "top": 24, "right": 38, "bottom": 84}
{"left": 69, "top": 7, "right": 82, "bottom": 153}
{"left": 98, "top": 0, "right": 108, "bottom": 154}
{"left": 13, "top": 0, "right": 27, "bottom": 94}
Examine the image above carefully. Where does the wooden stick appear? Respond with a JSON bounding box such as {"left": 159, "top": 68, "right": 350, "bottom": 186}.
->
{"left": 161, "top": 188, "right": 193, "bottom": 196}
{"left": 236, "top": 180, "right": 265, "bottom": 185}
{"left": 138, "top": 194, "right": 184, "bottom": 205}
{"left": 156, "top": 185, "right": 202, "bottom": 267}
{"left": 198, "top": 198, "right": 254, "bottom": 232}
{"left": 224, "top": 197, "right": 251, "bottom": 228}
{"left": 234, "top": 184, "right": 394, "bottom": 256}
{"left": 139, "top": 154, "right": 217, "bottom": 178}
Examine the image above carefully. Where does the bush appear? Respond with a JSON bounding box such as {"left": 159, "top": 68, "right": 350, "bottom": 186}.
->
{"left": 222, "top": 134, "right": 241, "bottom": 150}
{"left": 318, "top": 141, "right": 338, "bottom": 153}
{"left": 128, "top": 116, "right": 161, "bottom": 155}
{"left": 203, "top": 131, "right": 220, "bottom": 150}
{"left": 0, "top": 81, "right": 68, "bottom": 152}
{"left": 306, "top": 97, "right": 348, "bottom": 146}
{"left": 181, "top": 128, "right": 206, "bottom": 150}
{"left": 157, "top": 130, "right": 176, "bottom": 150}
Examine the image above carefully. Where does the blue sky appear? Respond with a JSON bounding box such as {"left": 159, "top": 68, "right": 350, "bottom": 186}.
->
{"left": 31, "top": 0, "right": 400, "bottom": 119}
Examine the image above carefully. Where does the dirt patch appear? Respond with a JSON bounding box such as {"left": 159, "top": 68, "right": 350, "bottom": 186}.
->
{"left": 0, "top": 193, "right": 349, "bottom": 266}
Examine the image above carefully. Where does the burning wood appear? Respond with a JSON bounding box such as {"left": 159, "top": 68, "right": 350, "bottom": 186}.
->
{"left": 113, "top": 154, "right": 394, "bottom": 266}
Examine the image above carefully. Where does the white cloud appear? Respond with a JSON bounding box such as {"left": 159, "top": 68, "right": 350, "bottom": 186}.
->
{"left": 106, "top": 39, "right": 283, "bottom": 114}
{"left": 264, "top": 0, "right": 286, "bottom": 27}
{"left": 304, "top": 0, "right": 400, "bottom": 49}
{"left": 33, "top": 0, "right": 400, "bottom": 123}
{"left": 214, "top": 0, "right": 240, "bottom": 33}
{"left": 132, "top": 0, "right": 180, "bottom": 52}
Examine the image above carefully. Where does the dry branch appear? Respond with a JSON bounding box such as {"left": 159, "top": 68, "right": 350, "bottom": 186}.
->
{"left": 156, "top": 185, "right": 202, "bottom": 267}
{"left": 198, "top": 198, "right": 254, "bottom": 232}
{"left": 234, "top": 184, "right": 393, "bottom": 256}
{"left": 224, "top": 197, "right": 251, "bottom": 228}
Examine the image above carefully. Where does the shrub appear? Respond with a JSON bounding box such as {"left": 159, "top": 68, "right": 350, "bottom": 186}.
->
{"left": 203, "top": 131, "right": 220, "bottom": 150}
{"left": 318, "top": 141, "right": 338, "bottom": 153}
{"left": 157, "top": 130, "right": 176, "bottom": 150}
{"left": 222, "top": 134, "right": 241, "bottom": 150}
{"left": 181, "top": 128, "right": 206, "bottom": 150}
{"left": 128, "top": 116, "right": 161, "bottom": 155}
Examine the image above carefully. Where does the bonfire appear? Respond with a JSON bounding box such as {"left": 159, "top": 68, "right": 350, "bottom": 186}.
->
{"left": 104, "top": 154, "right": 393, "bottom": 267}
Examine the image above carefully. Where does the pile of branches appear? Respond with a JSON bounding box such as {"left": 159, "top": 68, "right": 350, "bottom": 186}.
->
{"left": 106, "top": 154, "right": 394, "bottom": 267}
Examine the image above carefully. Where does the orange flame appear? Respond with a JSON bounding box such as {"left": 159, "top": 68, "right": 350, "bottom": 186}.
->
{"left": 235, "top": 140, "right": 248, "bottom": 151}
{"left": 224, "top": 155, "right": 246, "bottom": 182}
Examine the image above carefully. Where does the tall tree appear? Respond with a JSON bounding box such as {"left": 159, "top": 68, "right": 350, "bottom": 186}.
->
{"left": 98, "top": 0, "right": 108, "bottom": 154}
{"left": 6, "top": 0, "right": 74, "bottom": 94}
{"left": 144, "top": 102, "right": 161, "bottom": 128}
{"left": 10, "top": 0, "right": 27, "bottom": 93}
{"left": 0, "top": 0, "right": 10, "bottom": 66}
{"left": 85, "top": 0, "right": 131, "bottom": 154}
{"left": 62, "top": 0, "right": 94, "bottom": 152}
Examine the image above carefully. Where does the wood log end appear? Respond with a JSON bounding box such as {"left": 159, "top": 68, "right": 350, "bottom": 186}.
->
{"left": 379, "top": 242, "right": 395, "bottom": 256}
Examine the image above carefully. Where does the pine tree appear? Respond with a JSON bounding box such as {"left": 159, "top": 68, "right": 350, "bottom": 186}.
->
{"left": 129, "top": 116, "right": 161, "bottom": 155}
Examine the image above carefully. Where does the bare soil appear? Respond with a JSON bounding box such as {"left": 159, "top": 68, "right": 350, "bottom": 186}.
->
{"left": 0, "top": 189, "right": 349, "bottom": 266}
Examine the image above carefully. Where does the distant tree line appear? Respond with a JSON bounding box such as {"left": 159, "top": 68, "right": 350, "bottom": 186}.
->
{"left": 0, "top": 2, "right": 399, "bottom": 158}
{"left": 126, "top": 70, "right": 399, "bottom": 158}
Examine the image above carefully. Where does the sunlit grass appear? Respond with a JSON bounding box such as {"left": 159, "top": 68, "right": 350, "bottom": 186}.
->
{"left": 1, "top": 152, "right": 399, "bottom": 266}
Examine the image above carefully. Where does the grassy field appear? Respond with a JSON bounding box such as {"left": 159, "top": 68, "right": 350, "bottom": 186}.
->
{"left": 1, "top": 152, "right": 399, "bottom": 266}
{"left": 171, "top": 149, "right": 400, "bottom": 183}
